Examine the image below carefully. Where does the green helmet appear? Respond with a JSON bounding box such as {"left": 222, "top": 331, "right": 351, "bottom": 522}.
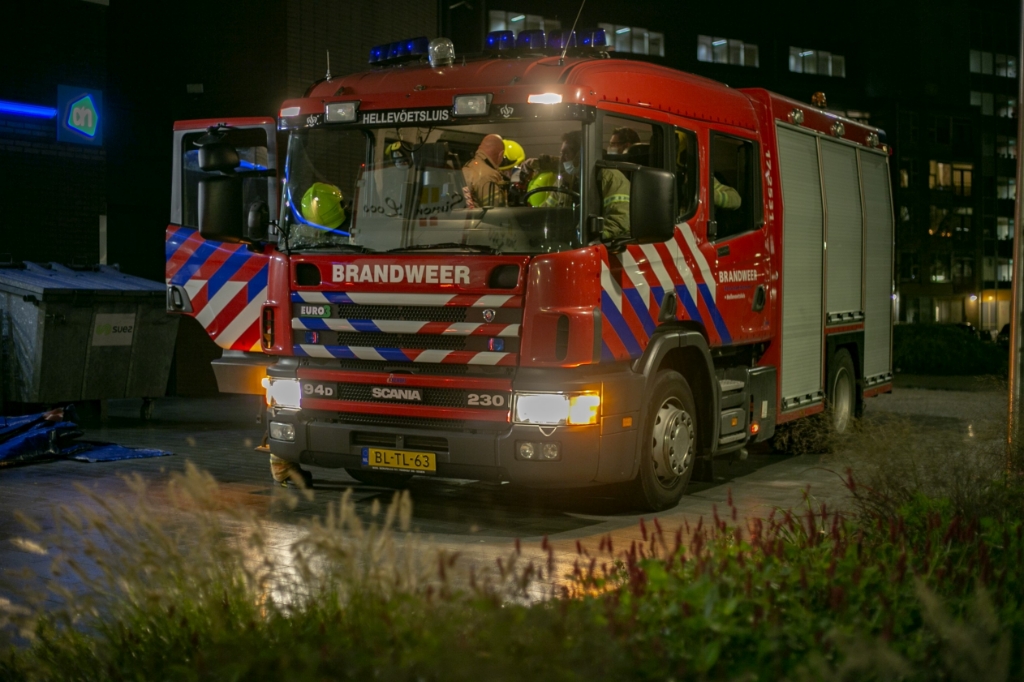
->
{"left": 527, "top": 171, "right": 558, "bottom": 207}
{"left": 300, "top": 182, "right": 345, "bottom": 228}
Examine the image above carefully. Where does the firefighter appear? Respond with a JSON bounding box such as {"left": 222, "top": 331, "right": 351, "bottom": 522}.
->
{"left": 462, "top": 134, "right": 508, "bottom": 207}
{"left": 501, "top": 139, "right": 528, "bottom": 204}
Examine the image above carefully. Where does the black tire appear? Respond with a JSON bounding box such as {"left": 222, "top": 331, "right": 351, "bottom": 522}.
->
{"left": 344, "top": 468, "right": 414, "bottom": 488}
{"left": 633, "top": 370, "right": 699, "bottom": 511}
{"left": 827, "top": 349, "right": 857, "bottom": 435}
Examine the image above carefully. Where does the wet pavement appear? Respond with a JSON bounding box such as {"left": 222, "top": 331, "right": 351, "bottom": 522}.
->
{"left": 0, "top": 376, "right": 1004, "bottom": 602}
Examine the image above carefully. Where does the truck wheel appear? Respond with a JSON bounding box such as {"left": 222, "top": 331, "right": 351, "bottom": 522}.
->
{"left": 828, "top": 349, "right": 856, "bottom": 435}
{"left": 344, "top": 468, "right": 413, "bottom": 488}
{"left": 634, "top": 370, "right": 698, "bottom": 511}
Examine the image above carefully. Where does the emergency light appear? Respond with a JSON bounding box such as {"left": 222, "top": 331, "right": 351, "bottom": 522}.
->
{"left": 453, "top": 94, "right": 490, "bottom": 117}
{"left": 369, "top": 36, "right": 430, "bottom": 65}
{"left": 516, "top": 30, "right": 546, "bottom": 50}
{"left": 579, "top": 28, "right": 608, "bottom": 48}
{"left": 546, "top": 31, "right": 577, "bottom": 51}
{"left": 485, "top": 30, "right": 515, "bottom": 51}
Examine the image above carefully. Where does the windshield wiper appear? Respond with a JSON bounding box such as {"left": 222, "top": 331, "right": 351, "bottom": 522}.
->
{"left": 385, "top": 243, "right": 498, "bottom": 254}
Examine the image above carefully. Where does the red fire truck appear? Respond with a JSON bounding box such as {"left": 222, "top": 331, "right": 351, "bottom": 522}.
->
{"left": 165, "top": 31, "right": 894, "bottom": 510}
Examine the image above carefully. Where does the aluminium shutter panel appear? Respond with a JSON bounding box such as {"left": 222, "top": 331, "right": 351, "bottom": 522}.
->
{"left": 820, "top": 140, "right": 863, "bottom": 319}
{"left": 775, "top": 126, "right": 824, "bottom": 407}
{"left": 860, "top": 150, "right": 894, "bottom": 382}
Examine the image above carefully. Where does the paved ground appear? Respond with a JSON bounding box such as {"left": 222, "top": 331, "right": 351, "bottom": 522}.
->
{"left": 0, "top": 377, "right": 1004, "bottom": 603}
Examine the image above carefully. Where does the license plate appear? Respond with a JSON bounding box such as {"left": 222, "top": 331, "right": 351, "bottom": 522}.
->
{"left": 361, "top": 447, "right": 436, "bottom": 474}
{"left": 301, "top": 380, "right": 338, "bottom": 399}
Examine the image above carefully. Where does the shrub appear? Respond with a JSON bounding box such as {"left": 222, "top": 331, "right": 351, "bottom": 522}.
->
{"left": 893, "top": 324, "right": 1007, "bottom": 376}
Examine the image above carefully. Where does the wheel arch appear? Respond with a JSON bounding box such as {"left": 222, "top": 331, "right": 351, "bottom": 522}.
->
{"left": 826, "top": 330, "right": 864, "bottom": 416}
{"left": 633, "top": 329, "right": 720, "bottom": 471}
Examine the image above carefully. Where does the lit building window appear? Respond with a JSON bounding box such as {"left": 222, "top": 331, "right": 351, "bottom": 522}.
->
{"left": 930, "top": 253, "right": 950, "bottom": 282}
{"left": 997, "top": 176, "right": 1017, "bottom": 200}
{"left": 929, "top": 160, "right": 952, "bottom": 190}
{"left": 599, "top": 23, "right": 664, "bottom": 56}
{"left": 971, "top": 91, "right": 995, "bottom": 115}
{"left": 997, "top": 136, "right": 1018, "bottom": 159}
{"left": 900, "top": 169, "right": 910, "bottom": 188}
{"left": 970, "top": 50, "right": 995, "bottom": 74}
{"left": 997, "top": 216, "right": 1015, "bottom": 240}
{"left": 996, "top": 54, "right": 1018, "bottom": 78}
{"left": 697, "top": 35, "right": 758, "bottom": 67}
{"left": 996, "top": 95, "right": 1018, "bottom": 119}
{"left": 488, "top": 11, "right": 559, "bottom": 35}
{"left": 952, "top": 163, "right": 973, "bottom": 197}
{"left": 788, "top": 47, "right": 845, "bottom": 77}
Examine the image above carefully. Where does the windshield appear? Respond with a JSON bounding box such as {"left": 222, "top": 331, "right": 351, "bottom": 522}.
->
{"left": 282, "top": 120, "right": 584, "bottom": 253}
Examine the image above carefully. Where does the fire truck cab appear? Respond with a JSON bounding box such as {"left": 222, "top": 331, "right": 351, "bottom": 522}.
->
{"left": 166, "top": 33, "right": 894, "bottom": 511}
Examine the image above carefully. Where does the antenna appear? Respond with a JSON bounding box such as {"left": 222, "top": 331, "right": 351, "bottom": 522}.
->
{"left": 325, "top": 50, "right": 332, "bottom": 81}
{"left": 559, "top": 0, "right": 587, "bottom": 65}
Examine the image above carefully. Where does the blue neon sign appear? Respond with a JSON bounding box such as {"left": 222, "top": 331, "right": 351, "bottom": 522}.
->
{"left": 57, "top": 85, "right": 103, "bottom": 146}
{"left": 0, "top": 100, "right": 57, "bottom": 119}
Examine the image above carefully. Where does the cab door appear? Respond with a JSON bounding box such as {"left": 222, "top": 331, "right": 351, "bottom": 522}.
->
{"left": 692, "top": 128, "right": 772, "bottom": 345}
{"left": 165, "top": 118, "right": 278, "bottom": 352}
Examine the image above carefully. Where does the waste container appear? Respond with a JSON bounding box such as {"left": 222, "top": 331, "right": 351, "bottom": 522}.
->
{"left": 0, "top": 262, "right": 179, "bottom": 406}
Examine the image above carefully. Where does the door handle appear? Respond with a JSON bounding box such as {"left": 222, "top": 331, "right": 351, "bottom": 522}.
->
{"left": 753, "top": 285, "right": 766, "bottom": 312}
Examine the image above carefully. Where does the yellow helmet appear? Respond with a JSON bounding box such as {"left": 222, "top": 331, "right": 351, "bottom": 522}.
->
{"left": 526, "top": 171, "right": 557, "bottom": 207}
{"left": 500, "top": 139, "right": 525, "bottom": 171}
{"left": 675, "top": 130, "right": 689, "bottom": 167}
{"left": 385, "top": 141, "right": 410, "bottom": 166}
{"left": 300, "top": 182, "right": 345, "bottom": 228}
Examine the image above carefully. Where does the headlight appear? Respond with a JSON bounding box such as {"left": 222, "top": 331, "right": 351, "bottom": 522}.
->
{"left": 513, "top": 391, "right": 600, "bottom": 426}
{"left": 261, "top": 377, "right": 301, "bottom": 409}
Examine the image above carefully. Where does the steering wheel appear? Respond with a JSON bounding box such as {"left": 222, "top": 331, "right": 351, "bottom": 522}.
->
{"left": 522, "top": 185, "right": 580, "bottom": 205}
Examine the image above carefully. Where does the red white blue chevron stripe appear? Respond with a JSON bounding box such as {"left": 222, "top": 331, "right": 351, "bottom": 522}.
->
{"left": 293, "top": 345, "right": 516, "bottom": 365}
{"left": 600, "top": 222, "right": 732, "bottom": 361}
{"left": 165, "top": 226, "right": 269, "bottom": 351}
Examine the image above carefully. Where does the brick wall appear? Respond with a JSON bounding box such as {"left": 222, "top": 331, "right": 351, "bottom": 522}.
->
{"left": 285, "top": 0, "right": 438, "bottom": 98}
{"left": 0, "top": 115, "right": 106, "bottom": 265}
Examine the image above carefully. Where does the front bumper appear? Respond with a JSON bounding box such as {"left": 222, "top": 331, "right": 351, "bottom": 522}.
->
{"left": 267, "top": 365, "right": 644, "bottom": 488}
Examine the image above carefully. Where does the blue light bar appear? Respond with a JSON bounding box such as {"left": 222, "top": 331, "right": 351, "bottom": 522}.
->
{"left": 580, "top": 28, "right": 608, "bottom": 48}
{"left": 388, "top": 41, "right": 407, "bottom": 60}
{"left": 369, "top": 45, "right": 386, "bottom": 63}
{"left": 516, "top": 29, "right": 546, "bottom": 50}
{"left": 485, "top": 30, "right": 515, "bottom": 51}
{"left": 0, "top": 99, "right": 57, "bottom": 119}
{"left": 405, "top": 36, "right": 430, "bottom": 56}
{"left": 546, "top": 31, "right": 576, "bottom": 51}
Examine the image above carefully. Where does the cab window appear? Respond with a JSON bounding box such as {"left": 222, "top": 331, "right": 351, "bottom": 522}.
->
{"left": 591, "top": 114, "right": 664, "bottom": 240}
{"left": 710, "top": 133, "right": 759, "bottom": 241}
{"left": 181, "top": 128, "right": 270, "bottom": 229}
{"left": 673, "top": 127, "right": 699, "bottom": 221}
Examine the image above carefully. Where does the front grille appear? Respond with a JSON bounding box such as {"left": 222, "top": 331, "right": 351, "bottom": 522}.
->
{"left": 316, "top": 412, "right": 510, "bottom": 432}
{"left": 334, "top": 383, "right": 510, "bottom": 410}
{"left": 333, "top": 332, "right": 469, "bottom": 350}
{"left": 334, "top": 304, "right": 467, "bottom": 323}
{"left": 300, "top": 358, "right": 517, "bottom": 378}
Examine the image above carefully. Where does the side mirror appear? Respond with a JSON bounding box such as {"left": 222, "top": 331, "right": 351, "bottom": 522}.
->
{"left": 198, "top": 142, "right": 240, "bottom": 173}
{"left": 629, "top": 167, "right": 677, "bottom": 244}
{"left": 198, "top": 176, "right": 245, "bottom": 243}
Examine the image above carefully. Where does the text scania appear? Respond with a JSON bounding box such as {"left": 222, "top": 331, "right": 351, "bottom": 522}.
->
{"left": 359, "top": 109, "right": 451, "bottom": 125}
{"left": 371, "top": 387, "right": 423, "bottom": 401}
{"left": 333, "top": 263, "right": 471, "bottom": 285}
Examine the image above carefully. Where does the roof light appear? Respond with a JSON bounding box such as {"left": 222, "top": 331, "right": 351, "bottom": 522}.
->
{"left": 453, "top": 94, "right": 491, "bottom": 116}
{"left": 405, "top": 36, "right": 430, "bottom": 56}
{"left": 510, "top": 14, "right": 525, "bottom": 22}
{"left": 280, "top": 106, "right": 300, "bottom": 117}
{"left": 712, "top": 39, "right": 727, "bottom": 46}
{"left": 527, "top": 93, "right": 562, "bottom": 104}
{"left": 370, "top": 36, "right": 430, "bottom": 65}
{"left": 580, "top": 28, "right": 607, "bottom": 48}
{"left": 616, "top": 27, "right": 631, "bottom": 34}
{"left": 325, "top": 101, "right": 359, "bottom": 123}
{"left": 369, "top": 45, "right": 386, "bottom": 63}
{"left": 388, "top": 41, "right": 407, "bottom": 60}
{"left": 0, "top": 99, "right": 57, "bottom": 119}
{"left": 516, "top": 29, "right": 546, "bottom": 50}
{"left": 546, "top": 31, "right": 576, "bottom": 51}
{"left": 429, "top": 38, "right": 456, "bottom": 68}
{"left": 485, "top": 30, "right": 515, "bottom": 51}
{"left": 799, "top": 50, "right": 814, "bottom": 57}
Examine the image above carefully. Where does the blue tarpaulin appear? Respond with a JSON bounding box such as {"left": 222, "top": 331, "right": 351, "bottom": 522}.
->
{"left": 0, "top": 408, "right": 171, "bottom": 467}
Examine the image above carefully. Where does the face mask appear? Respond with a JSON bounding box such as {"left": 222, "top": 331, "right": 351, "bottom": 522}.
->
{"left": 563, "top": 161, "right": 576, "bottom": 175}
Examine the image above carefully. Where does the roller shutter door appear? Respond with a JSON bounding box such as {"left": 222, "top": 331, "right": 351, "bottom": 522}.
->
{"left": 821, "top": 140, "right": 863, "bottom": 323}
{"left": 776, "top": 126, "right": 824, "bottom": 409}
{"left": 860, "top": 150, "right": 894, "bottom": 384}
